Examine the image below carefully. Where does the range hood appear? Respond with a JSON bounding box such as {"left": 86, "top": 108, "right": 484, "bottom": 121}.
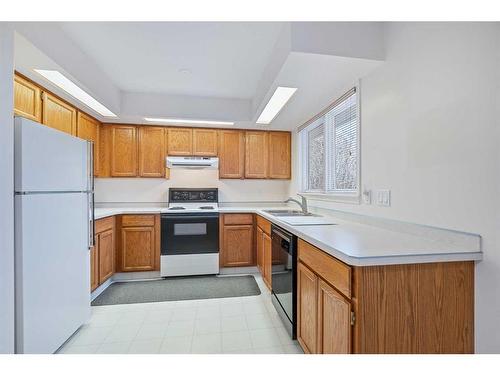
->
{"left": 166, "top": 156, "right": 219, "bottom": 169}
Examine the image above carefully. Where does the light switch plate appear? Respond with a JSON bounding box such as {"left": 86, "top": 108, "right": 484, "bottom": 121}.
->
{"left": 376, "top": 190, "right": 391, "bottom": 207}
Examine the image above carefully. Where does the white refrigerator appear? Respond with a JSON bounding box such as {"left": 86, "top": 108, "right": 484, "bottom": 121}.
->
{"left": 14, "top": 116, "right": 93, "bottom": 354}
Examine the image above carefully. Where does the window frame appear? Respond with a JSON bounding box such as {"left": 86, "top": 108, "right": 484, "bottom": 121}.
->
{"left": 298, "top": 87, "right": 361, "bottom": 204}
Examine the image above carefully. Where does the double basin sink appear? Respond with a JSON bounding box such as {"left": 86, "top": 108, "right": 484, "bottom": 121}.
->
{"left": 263, "top": 209, "right": 319, "bottom": 217}
{"left": 263, "top": 210, "right": 336, "bottom": 226}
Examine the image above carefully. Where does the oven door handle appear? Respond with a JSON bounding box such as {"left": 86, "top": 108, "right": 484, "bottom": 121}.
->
{"left": 161, "top": 214, "right": 219, "bottom": 220}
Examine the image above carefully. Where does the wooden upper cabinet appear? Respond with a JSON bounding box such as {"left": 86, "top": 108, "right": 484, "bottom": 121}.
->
{"left": 110, "top": 125, "right": 138, "bottom": 177}
{"left": 317, "top": 279, "right": 351, "bottom": 354}
{"left": 42, "top": 92, "right": 77, "bottom": 136}
{"left": 268, "top": 132, "right": 291, "bottom": 179}
{"left": 138, "top": 126, "right": 166, "bottom": 178}
{"left": 77, "top": 112, "right": 100, "bottom": 176}
{"left": 218, "top": 130, "right": 245, "bottom": 179}
{"left": 167, "top": 128, "right": 193, "bottom": 155}
{"left": 14, "top": 74, "right": 42, "bottom": 122}
{"left": 193, "top": 128, "right": 218, "bottom": 156}
{"left": 245, "top": 131, "right": 268, "bottom": 179}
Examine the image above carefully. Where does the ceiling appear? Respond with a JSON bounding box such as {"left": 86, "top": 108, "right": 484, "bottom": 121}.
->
{"left": 59, "top": 22, "right": 286, "bottom": 99}
{"left": 14, "top": 22, "right": 385, "bottom": 130}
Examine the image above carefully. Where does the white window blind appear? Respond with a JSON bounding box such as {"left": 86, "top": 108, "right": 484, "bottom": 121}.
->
{"left": 300, "top": 88, "right": 359, "bottom": 198}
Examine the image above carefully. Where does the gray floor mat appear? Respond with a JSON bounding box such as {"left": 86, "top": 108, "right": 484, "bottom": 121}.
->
{"left": 91, "top": 275, "right": 261, "bottom": 306}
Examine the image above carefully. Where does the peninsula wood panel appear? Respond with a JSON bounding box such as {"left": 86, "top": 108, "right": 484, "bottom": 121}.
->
{"left": 98, "top": 228, "right": 114, "bottom": 284}
{"left": 218, "top": 130, "right": 245, "bottom": 178}
{"left": 14, "top": 74, "right": 42, "bottom": 122}
{"left": 268, "top": 131, "right": 291, "bottom": 179}
{"left": 193, "top": 128, "right": 218, "bottom": 156}
{"left": 256, "top": 226, "right": 264, "bottom": 274}
{"left": 138, "top": 126, "right": 166, "bottom": 178}
{"left": 317, "top": 279, "right": 351, "bottom": 354}
{"left": 256, "top": 215, "right": 271, "bottom": 236}
{"left": 77, "top": 111, "right": 100, "bottom": 176}
{"left": 221, "top": 224, "right": 254, "bottom": 267}
{"left": 352, "top": 262, "right": 474, "bottom": 354}
{"left": 110, "top": 125, "right": 137, "bottom": 177}
{"left": 416, "top": 261, "right": 474, "bottom": 353}
{"left": 244, "top": 131, "right": 268, "bottom": 178}
{"left": 167, "top": 128, "right": 193, "bottom": 155}
{"left": 297, "top": 261, "right": 318, "bottom": 354}
{"left": 42, "top": 92, "right": 77, "bottom": 136}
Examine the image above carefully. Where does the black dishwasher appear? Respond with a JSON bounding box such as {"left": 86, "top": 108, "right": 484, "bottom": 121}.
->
{"left": 271, "top": 224, "right": 297, "bottom": 339}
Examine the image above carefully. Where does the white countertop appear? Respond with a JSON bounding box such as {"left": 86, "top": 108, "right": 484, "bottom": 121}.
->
{"left": 94, "top": 206, "right": 482, "bottom": 266}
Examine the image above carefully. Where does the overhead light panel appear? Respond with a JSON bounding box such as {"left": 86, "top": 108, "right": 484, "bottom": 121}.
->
{"left": 34, "top": 69, "right": 117, "bottom": 117}
{"left": 256, "top": 86, "right": 297, "bottom": 125}
{"left": 144, "top": 117, "right": 234, "bottom": 126}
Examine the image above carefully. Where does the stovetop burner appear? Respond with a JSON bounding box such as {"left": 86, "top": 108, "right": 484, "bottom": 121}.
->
{"left": 199, "top": 206, "right": 215, "bottom": 210}
{"left": 168, "top": 206, "right": 186, "bottom": 210}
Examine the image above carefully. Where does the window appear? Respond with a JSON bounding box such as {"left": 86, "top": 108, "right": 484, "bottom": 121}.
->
{"left": 299, "top": 88, "right": 359, "bottom": 200}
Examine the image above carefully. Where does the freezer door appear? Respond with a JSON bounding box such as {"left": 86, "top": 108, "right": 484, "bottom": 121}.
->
{"left": 15, "top": 193, "right": 91, "bottom": 354}
{"left": 14, "top": 117, "right": 89, "bottom": 193}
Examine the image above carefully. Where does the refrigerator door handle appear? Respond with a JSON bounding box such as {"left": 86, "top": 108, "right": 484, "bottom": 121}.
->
{"left": 87, "top": 141, "right": 95, "bottom": 249}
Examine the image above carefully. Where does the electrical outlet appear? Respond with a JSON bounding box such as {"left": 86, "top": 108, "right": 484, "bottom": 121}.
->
{"left": 362, "top": 188, "right": 371, "bottom": 204}
{"left": 376, "top": 190, "right": 391, "bottom": 207}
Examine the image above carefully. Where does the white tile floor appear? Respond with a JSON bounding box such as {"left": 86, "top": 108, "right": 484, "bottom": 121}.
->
{"left": 58, "top": 273, "right": 303, "bottom": 354}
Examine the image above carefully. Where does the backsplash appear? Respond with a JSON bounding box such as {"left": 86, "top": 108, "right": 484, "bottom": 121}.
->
{"left": 95, "top": 169, "right": 290, "bottom": 203}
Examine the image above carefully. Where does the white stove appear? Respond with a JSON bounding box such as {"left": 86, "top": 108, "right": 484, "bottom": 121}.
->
{"left": 160, "top": 188, "right": 220, "bottom": 277}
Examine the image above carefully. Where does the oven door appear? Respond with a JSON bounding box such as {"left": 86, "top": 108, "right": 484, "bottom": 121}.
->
{"left": 161, "top": 213, "right": 219, "bottom": 255}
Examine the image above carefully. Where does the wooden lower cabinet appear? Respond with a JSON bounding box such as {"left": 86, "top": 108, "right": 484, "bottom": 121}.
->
{"left": 256, "top": 215, "right": 272, "bottom": 289}
{"left": 297, "top": 262, "right": 318, "bottom": 353}
{"left": 117, "top": 215, "right": 160, "bottom": 272}
{"left": 98, "top": 229, "right": 115, "bottom": 284}
{"left": 91, "top": 217, "right": 115, "bottom": 292}
{"left": 317, "top": 279, "right": 351, "bottom": 354}
{"left": 297, "top": 239, "right": 475, "bottom": 354}
{"left": 220, "top": 214, "right": 254, "bottom": 267}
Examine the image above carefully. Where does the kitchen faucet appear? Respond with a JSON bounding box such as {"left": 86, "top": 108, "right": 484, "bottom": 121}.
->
{"left": 285, "top": 194, "right": 308, "bottom": 214}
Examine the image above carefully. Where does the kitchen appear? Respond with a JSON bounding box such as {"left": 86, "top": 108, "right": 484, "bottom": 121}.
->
{"left": 1, "top": 6, "right": 500, "bottom": 371}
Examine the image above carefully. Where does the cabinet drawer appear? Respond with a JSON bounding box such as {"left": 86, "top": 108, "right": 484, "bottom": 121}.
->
{"left": 121, "top": 215, "right": 156, "bottom": 227}
{"left": 298, "top": 239, "right": 352, "bottom": 299}
{"left": 223, "top": 213, "right": 254, "bottom": 225}
{"left": 256, "top": 215, "right": 271, "bottom": 235}
{"left": 95, "top": 216, "right": 114, "bottom": 234}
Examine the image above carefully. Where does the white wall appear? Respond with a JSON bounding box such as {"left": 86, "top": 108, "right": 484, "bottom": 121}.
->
{"left": 0, "top": 24, "right": 15, "bottom": 354}
{"left": 289, "top": 22, "right": 500, "bottom": 353}
{"left": 96, "top": 169, "right": 290, "bottom": 203}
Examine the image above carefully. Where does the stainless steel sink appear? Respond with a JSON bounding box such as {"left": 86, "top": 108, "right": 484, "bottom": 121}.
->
{"left": 263, "top": 210, "right": 319, "bottom": 217}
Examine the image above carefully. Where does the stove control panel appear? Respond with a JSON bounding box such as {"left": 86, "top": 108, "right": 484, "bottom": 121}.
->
{"left": 169, "top": 188, "right": 218, "bottom": 203}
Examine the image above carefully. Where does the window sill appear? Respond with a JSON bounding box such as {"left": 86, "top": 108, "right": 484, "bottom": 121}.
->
{"left": 299, "top": 192, "right": 361, "bottom": 205}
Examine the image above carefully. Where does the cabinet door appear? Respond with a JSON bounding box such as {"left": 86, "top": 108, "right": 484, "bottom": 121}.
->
{"left": 221, "top": 225, "right": 254, "bottom": 267}
{"left": 297, "top": 262, "right": 318, "bottom": 354}
{"left": 317, "top": 279, "right": 351, "bottom": 354}
{"left": 167, "top": 128, "right": 193, "bottom": 155}
{"left": 42, "top": 92, "right": 77, "bottom": 136}
{"left": 111, "top": 125, "right": 137, "bottom": 177}
{"left": 218, "top": 130, "right": 245, "bottom": 179}
{"left": 14, "top": 74, "right": 42, "bottom": 122}
{"left": 245, "top": 131, "right": 268, "bottom": 179}
{"left": 90, "top": 240, "right": 99, "bottom": 292}
{"left": 263, "top": 232, "right": 272, "bottom": 289}
{"left": 193, "top": 128, "right": 218, "bottom": 156}
{"left": 256, "top": 226, "right": 264, "bottom": 275}
{"left": 98, "top": 229, "right": 115, "bottom": 284}
{"left": 138, "top": 126, "right": 166, "bottom": 177}
{"left": 120, "top": 226, "right": 156, "bottom": 271}
{"left": 77, "top": 112, "right": 100, "bottom": 176}
{"left": 268, "top": 132, "right": 291, "bottom": 179}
